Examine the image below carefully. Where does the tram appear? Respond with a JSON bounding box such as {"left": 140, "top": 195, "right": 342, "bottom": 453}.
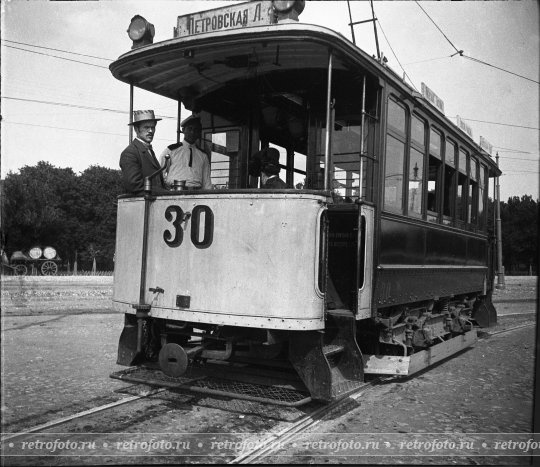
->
{"left": 110, "top": 1, "right": 500, "bottom": 402}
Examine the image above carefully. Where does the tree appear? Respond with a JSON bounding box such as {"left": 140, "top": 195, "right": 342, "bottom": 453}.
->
{"left": 3, "top": 162, "right": 79, "bottom": 257}
{"left": 500, "top": 195, "right": 538, "bottom": 274}
{"left": 76, "top": 166, "right": 122, "bottom": 270}
{"left": 3, "top": 162, "right": 122, "bottom": 271}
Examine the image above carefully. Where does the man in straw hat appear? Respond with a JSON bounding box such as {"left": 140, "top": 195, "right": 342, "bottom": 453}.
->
{"left": 159, "top": 114, "right": 212, "bottom": 190}
{"left": 119, "top": 110, "right": 168, "bottom": 194}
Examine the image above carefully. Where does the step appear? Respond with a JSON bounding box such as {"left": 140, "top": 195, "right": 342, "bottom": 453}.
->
{"left": 323, "top": 344, "right": 345, "bottom": 358}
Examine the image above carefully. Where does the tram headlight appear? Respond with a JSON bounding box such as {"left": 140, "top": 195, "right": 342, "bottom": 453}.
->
{"left": 273, "top": 0, "right": 305, "bottom": 21}
{"left": 127, "top": 15, "right": 155, "bottom": 49}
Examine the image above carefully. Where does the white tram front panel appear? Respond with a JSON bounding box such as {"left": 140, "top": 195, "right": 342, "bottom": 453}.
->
{"left": 113, "top": 193, "right": 326, "bottom": 330}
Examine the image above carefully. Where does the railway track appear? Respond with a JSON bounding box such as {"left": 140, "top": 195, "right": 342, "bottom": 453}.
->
{"left": 2, "top": 320, "right": 535, "bottom": 459}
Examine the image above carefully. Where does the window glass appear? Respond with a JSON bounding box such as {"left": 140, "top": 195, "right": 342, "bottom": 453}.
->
{"left": 445, "top": 141, "right": 455, "bottom": 167}
{"left": 429, "top": 129, "right": 441, "bottom": 159}
{"left": 456, "top": 171, "right": 467, "bottom": 222}
{"left": 408, "top": 148, "right": 424, "bottom": 216}
{"left": 443, "top": 164, "right": 455, "bottom": 218}
{"left": 427, "top": 155, "right": 441, "bottom": 217}
{"left": 332, "top": 121, "right": 362, "bottom": 200}
{"left": 458, "top": 149, "right": 468, "bottom": 174}
{"left": 205, "top": 129, "right": 241, "bottom": 189}
{"left": 384, "top": 134, "right": 405, "bottom": 212}
{"left": 468, "top": 180, "right": 478, "bottom": 224}
{"left": 478, "top": 184, "right": 485, "bottom": 229}
{"left": 411, "top": 115, "right": 425, "bottom": 147}
{"left": 387, "top": 99, "right": 406, "bottom": 134}
{"left": 470, "top": 158, "right": 478, "bottom": 181}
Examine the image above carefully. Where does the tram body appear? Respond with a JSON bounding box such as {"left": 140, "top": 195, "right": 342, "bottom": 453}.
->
{"left": 110, "top": 1, "right": 499, "bottom": 402}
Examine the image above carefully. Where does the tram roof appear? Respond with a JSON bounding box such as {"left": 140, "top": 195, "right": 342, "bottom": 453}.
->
{"left": 110, "top": 22, "right": 500, "bottom": 174}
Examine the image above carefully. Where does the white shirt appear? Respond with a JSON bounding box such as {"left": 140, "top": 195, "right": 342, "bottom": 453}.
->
{"left": 159, "top": 141, "right": 212, "bottom": 189}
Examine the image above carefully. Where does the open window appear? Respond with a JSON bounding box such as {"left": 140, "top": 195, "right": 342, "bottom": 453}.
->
{"left": 203, "top": 128, "right": 241, "bottom": 189}
{"left": 443, "top": 139, "right": 456, "bottom": 224}
{"left": 408, "top": 115, "right": 425, "bottom": 218}
{"left": 427, "top": 128, "right": 442, "bottom": 222}
{"left": 456, "top": 148, "right": 468, "bottom": 226}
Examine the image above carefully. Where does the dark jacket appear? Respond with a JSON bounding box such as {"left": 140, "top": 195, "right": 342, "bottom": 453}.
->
{"left": 262, "top": 176, "right": 287, "bottom": 189}
{"left": 119, "top": 139, "right": 167, "bottom": 194}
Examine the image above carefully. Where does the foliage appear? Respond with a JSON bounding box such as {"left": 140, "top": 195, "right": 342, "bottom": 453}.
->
{"left": 2, "top": 162, "right": 122, "bottom": 270}
{"left": 500, "top": 195, "right": 539, "bottom": 274}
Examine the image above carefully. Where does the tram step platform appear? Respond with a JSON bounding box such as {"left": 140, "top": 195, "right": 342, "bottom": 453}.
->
{"left": 110, "top": 361, "right": 312, "bottom": 407}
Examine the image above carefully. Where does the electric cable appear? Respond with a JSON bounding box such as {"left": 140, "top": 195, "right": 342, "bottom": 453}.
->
{"left": 2, "top": 39, "right": 113, "bottom": 61}
{"left": 375, "top": 17, "right": 418, "bottom": 92}
{"left": 3, "top": 44, "right": 109, "bottom": 69}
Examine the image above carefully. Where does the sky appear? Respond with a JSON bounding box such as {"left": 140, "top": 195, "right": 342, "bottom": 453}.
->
{"left": 1, "top": 0, "right": 538, "bottom": 202}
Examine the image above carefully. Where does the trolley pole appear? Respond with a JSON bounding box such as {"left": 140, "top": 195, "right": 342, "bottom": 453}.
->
{"left": 495, "top": 152, "right": 505, "bottom": 289}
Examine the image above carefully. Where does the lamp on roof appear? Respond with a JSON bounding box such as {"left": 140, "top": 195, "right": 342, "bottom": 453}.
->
{"left": 127, "top": 15, "right": 155, "bottom": 49}
{"left": 273, "top": 0, "right": 305, "bottom": 22}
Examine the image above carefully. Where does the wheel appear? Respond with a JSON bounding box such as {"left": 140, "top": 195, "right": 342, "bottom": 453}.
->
{"left": 14, "top": 264, "right": 28, "bottom": 276}
{"left": 41, "top": 260, "right": 58, "bottom": 275}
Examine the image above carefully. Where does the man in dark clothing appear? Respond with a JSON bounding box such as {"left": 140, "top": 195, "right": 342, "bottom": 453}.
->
{"left": 119, "top": 110, "right": 168, "bottom": 194}
{"left": 249, "top": 147, "right": 287, "bottom": 189}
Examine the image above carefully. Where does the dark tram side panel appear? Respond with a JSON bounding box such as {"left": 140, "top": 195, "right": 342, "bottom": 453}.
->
{"left": 375, "top": 216, "right": 489, "bottom": 308}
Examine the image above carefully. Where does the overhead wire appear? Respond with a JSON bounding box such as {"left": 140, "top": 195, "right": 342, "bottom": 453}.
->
{"left": 450, "top": 116, "right": 539, "bottom": 131}
{"left": 2, "top": 96, "right": 175, "bottom": 120}
{"left": 1, "top": 39, "right": 113, "bottom": 61}
{"left": 3, "top": 120, "right": 172, "bottom": 143}
{"left": 494, "top": 147, "right": 533, "bottom": 154}
{"left": 414, "top": 1, "right": 538, "bottom": 85}
{"left": 461, "top": 54, "right": 539, "bottom": 84}
{"left": 374, "top": 16, "right": 419, "bottom": 92}
{"left": 414, "top": 1, "right": 462, "bottom": 56}
{"left": 3, "top": 44, "right": 110, "bottom": 69}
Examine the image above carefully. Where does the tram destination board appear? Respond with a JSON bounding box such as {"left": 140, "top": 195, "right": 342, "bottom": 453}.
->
{"left": 176, "top": 1, "right": 274, "bottom": 37}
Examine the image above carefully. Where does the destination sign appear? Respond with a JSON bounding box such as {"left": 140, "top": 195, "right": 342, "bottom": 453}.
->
{"left": 456, "top": 115, "right": 473, "bottom": 139}
{"left": 176, "top": 1, "right": 274, "bottom": 38}
{"left": 421, "top": 82, "right": 445, "bottom": 115}
{"left": 479, "top": 135, "right": 493, "bottom": 155}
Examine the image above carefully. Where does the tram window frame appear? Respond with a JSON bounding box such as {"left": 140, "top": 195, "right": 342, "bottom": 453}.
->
{"left": 443, "top": 139, "right": 457, "bottom": 224}
{"left": 456, "top": 148, "right": 469, "bottom": 227}
{"left": 203, "top": 127, "right": 242, "bottom": 189}
{"left": 426, "top": 127, "right": 442, "bottom": 223}
{"left": 468, "top": 158, "right": 480, "bottom": 227}
{"left": 383, "top": 97, "right": 408, "bottom": 214}
{"left": 477, "top": 164, "right": 487, "bottom": 230}
{"left": 407, "top": 114, "right": 425, "bottom": 219}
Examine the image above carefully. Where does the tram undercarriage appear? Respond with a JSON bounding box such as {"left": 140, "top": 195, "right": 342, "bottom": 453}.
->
{"left": 114, "top": 292, "right": 493, "bottom": 403}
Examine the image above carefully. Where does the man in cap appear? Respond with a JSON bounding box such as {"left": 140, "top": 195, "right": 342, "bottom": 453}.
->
{"left": 249, "top": 147, "right": 287, "bottom": 189}
{"left": 119, "top": 110, "right": 168, "bottom": 194}
{"left": 159, "top": 114, "right": 212, "bottom": 190}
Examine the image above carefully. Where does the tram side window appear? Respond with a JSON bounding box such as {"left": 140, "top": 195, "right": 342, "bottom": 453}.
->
{"left": 408, "top": 115, "right": 425, "bottom": 218}
{"left": 205, "top": 129, "right": 241, "bottom": 189}
{"left": 477, "top": 164, "right": 487, "bottom": 230}
{"left": 468, "top": 158, "right": 479, "bottom": 226}
{"left": 332, "top": 120, "right": 362, "bottom": 201}
{"left": 384, "top": 98, "right": 407, "bottom": 213}
{"left": 443, "top": 140, "right": 456, "bottom": 223}
{"left": 427, "top": 128, "right": 442, "bottom": 222}
{"left": 456, "top": 149, "right": 468, "bottom": 225}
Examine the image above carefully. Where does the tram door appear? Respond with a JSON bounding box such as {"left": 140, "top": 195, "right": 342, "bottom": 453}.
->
{"left": 324, "top": 89, "right": 378, "bottom": 317}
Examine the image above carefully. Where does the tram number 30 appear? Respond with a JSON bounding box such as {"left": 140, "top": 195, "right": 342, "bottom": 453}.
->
{"left": 163, "top": 205, "right": 214, "bottom": 249}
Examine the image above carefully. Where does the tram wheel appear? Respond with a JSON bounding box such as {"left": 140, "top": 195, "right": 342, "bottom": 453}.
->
{"left": 14, "top": 264, "right": 28, "bottom": 276}
{"left": 41, "top": 261, "right": 58, "bottom": 276}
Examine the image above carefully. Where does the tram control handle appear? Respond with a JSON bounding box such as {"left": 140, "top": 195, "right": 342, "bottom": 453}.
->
{"left": 144, "top": 154, "right": 170, "bottom": 194}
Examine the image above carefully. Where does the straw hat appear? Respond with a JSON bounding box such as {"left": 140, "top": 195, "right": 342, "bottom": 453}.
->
{"left": 128, "top": 110, "right": 162, "bottom": 126}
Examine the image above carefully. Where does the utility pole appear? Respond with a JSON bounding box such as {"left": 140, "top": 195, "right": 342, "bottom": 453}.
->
{"left": 495, "top": 152, "right": 505, "bottom": 289}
